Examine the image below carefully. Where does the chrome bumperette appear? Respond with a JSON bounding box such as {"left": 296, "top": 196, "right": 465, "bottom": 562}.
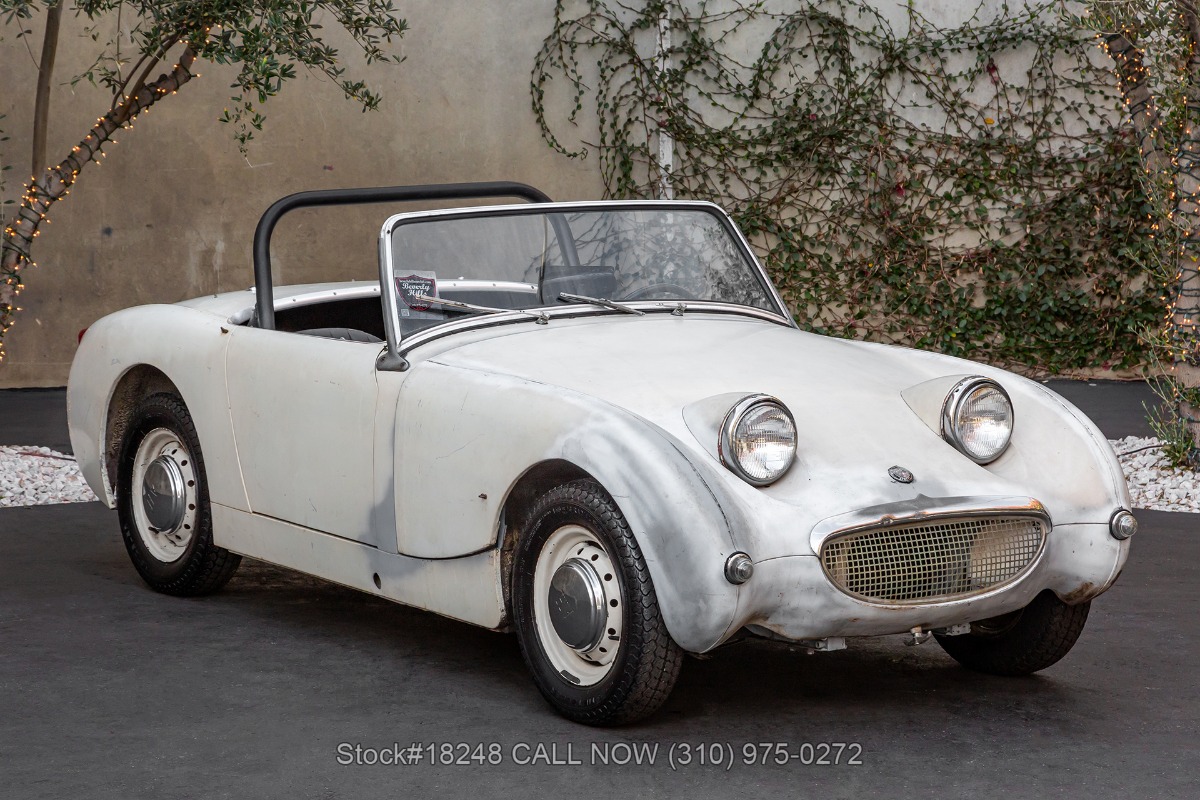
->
{"left": 724, "top": 552, "right": 755, "bottom": 584}
{"left": 1109, "top": 508, "right": 1138, "bottom": 540}
{"left": 819, "top": 514, "right": 1047, "bottom": 605}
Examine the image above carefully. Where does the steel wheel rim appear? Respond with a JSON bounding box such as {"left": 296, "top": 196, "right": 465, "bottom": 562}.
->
{"left": 532, "top": 524, "right": 624, "bottom": 687}
{"left": 130, "top": 428, "right": 198, "bottom": 563}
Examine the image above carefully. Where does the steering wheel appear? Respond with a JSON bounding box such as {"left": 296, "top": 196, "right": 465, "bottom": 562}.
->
{"left": 618, "top": 283, "right": 694, "bottom": 302}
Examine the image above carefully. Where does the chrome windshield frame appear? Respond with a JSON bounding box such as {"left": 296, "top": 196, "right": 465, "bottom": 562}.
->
{"left": 376, "top": 200, "right": 796, "bottom": 369}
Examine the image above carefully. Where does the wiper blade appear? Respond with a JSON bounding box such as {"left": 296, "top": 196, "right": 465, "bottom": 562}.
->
{"left": 557, "top": 292, "right": 645, "bottom": 316}
{"left": 411, "top": 293, "right": 503, "bottom": 314}
{"left": 411, "top": 294, "right": 549, "bottom": 324}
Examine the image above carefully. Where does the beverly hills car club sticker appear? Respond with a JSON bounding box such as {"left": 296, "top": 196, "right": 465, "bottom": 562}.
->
{"left": 394, "top": 271, "right": 442, "bottom": 319}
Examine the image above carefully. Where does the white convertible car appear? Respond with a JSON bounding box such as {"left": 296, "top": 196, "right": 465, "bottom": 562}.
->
{"left": 68, "top": 182, "right": 1135, "bottom": 725}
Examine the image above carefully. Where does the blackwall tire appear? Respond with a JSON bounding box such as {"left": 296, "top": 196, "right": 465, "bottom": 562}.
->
{"left": 934, "top": 590, "right": 1090, "bottom": 676}
{"left": 116, "top": 392, "right": 240, "bottom": 596}
{"left": 513, "top": 479, "right": 683, "bottom": 725}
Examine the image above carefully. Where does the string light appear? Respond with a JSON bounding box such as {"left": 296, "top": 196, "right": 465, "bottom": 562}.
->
{"left": 1, "top": 53, "right": 197, "bottom": 364}
{"left": 1097, "top": 25, "right": 1200, "bottom": 403}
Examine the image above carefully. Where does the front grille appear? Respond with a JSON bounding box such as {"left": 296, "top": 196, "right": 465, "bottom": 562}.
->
{"left": 820, "top": 516, "right": 1045, "bottom": 604}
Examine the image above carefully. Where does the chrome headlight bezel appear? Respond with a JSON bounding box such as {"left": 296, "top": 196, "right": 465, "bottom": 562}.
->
{"left": 718, "top": 394, "right": 797, "bottom": 486}
{"left": 941, "top": 377, "right": 1014, "bottom": 465}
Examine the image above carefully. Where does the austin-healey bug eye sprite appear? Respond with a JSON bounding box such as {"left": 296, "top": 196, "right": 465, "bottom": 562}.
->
{"left": 67, "top": 182, "right": 1135, "bottom": 725}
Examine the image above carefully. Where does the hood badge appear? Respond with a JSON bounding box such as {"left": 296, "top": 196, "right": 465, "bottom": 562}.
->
{"left": 888, "top": 465, "right": 915, "bottom": 484}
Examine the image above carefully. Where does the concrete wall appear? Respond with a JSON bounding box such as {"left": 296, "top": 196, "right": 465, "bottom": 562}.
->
{"left": 0, "top": 1, "right": 604, "bottom": 387}
{"left": 0, "top": 0, "right": 1057, "bottom": 387}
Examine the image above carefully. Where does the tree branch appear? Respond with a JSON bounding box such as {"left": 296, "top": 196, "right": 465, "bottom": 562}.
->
{"left": 116, "top": 36, "right": 180, "bottom": 124}
{"left": 31, "top": 0, "right": 64, "bottom": 179}
{"left": 109, "top": 50, "right": 154, "bottom": 113}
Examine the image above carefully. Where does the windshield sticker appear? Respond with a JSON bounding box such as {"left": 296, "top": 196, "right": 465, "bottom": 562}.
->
{"left": 394, "top": 271, "right": 440, "bottom": 318}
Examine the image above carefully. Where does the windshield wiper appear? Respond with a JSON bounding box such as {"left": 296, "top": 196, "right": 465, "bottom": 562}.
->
{"left": 557, "top": 292, "right": 645, "bottom": 316}
{"left": 411, "top": 294, "right": 549, "bottom": 324}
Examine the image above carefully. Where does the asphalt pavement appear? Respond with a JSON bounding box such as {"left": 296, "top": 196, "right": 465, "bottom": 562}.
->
{"left": 0, "top": 387, "right": 71, "bottom": 451}
{"left": 1, "top": 381, "right": 1197, "bottom": 799}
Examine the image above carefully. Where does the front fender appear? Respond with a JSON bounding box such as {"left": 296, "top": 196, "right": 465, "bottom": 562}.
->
{"left": 391, "top": 360, "right": 742, "bottom": 652}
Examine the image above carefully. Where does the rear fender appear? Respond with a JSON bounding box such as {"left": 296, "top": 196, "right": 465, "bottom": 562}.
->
{"left": 67, "top": 305, "right": 246, "bottom": 511}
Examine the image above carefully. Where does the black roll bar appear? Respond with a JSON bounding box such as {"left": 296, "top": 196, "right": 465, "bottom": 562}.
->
{"left": 251, "top": 181, "right": 553, "bottom": 330}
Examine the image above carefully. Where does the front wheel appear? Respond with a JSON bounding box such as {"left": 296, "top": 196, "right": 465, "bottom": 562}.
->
{"left": 116, "top": 392, "right": 240, "bottom": 596}
{"left": 934, "top": 590, "right": 1090, "bottom": 676}
{"left": 512, "top": 480, "right": 683, "bottom": 725}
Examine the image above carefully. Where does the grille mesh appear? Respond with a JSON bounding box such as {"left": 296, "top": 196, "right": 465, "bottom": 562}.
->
{"left": 820, "top": 516, "right": 1045, "bottom": 604}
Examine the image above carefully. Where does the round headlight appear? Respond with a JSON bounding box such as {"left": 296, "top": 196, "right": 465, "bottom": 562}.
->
{"left": 942, "top": 377, "right": 1013, "bottom": 464}
{"left": 719, "top": 395, "right": 797, "bottom": 486}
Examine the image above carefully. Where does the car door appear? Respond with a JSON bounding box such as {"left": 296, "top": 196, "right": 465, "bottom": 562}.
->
{"left": 224, "top": 325, "right": 384, "bottom": 546}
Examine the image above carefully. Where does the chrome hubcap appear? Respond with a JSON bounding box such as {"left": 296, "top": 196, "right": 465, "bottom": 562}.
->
{"left": 548, "top": 558, "right": 607, "bottom": 652}
{"left": 142, "top": 456, "right": 186, "bottom": 533}
{"left": 533, "top": 525, "right": 624, "bottom": 687}
{"left": 130, "top": 428, "right": 198, "bottom": 563}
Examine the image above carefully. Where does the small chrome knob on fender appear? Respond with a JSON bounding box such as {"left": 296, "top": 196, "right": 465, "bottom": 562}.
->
{"left": 724, "top": 552, "right": 754, "bottom": 585}
{"left": 1110, "top": 510, "right": 1137, "bottom": 541}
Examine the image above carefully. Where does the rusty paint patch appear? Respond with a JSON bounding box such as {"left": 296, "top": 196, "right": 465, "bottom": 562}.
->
{"left": 1061, "top": 582, "right": 1096, "bottom": 604}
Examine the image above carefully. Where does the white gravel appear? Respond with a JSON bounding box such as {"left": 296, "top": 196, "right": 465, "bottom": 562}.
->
{"left": 0, "top": 439, "right": 1196, "bottom": 513}
{"left": 1110, "top": 436, "right": 1200, "bottom": 514}
{"left": 0, "top": 446, "right": 98, "bottom": 508}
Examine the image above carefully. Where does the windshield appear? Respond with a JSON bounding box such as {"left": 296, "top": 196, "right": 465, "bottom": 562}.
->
{"left": 384, "top": 205, "right": 781, "bottom": 334}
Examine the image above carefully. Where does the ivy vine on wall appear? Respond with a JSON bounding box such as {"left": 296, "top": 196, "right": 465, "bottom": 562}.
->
{"left": 532, "top": 0, "right": 1165, "bottom": 373}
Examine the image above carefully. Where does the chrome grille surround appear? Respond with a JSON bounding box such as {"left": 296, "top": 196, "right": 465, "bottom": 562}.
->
{"left": 819, "top": 514, "right": 1047, "bottom": 605}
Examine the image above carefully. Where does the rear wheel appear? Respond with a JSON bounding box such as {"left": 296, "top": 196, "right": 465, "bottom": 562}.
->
{"left": 116, "top": 392, "right": 240, "bottom": 596}
{"left": 512, "top": 479, "right": 682, "bottom": 725}
{"left": 934, "top": 590, "right": 1090, "bottom": 676}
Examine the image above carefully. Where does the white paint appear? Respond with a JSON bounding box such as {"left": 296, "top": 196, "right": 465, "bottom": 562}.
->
{"left": 62, "top": 197, "right": 1141, "bottom": 653}
{"left": 66, "top": 304, "right": 250, "bottom": 511}
{"left": 224, "top": 326, "right": 382, "bottom": 545}
{"left": 211, "top": 503, "right": 505, "bottom": 629}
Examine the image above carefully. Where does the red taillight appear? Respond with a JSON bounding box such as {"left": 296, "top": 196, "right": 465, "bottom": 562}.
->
{"left": 77, "top": 327, "right": 89, "bottom": 344}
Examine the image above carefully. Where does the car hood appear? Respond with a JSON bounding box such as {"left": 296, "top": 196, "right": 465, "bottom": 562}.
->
{"left": 430, "top": 313, "right": 944, "bottom": 412}
{"left": 427, "top": 313, "right": 1127, "bottom": 545}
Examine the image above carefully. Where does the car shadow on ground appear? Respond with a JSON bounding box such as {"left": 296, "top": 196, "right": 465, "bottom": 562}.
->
{"left": 193, "top": 552, "right": 1088, "bottom": 730}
